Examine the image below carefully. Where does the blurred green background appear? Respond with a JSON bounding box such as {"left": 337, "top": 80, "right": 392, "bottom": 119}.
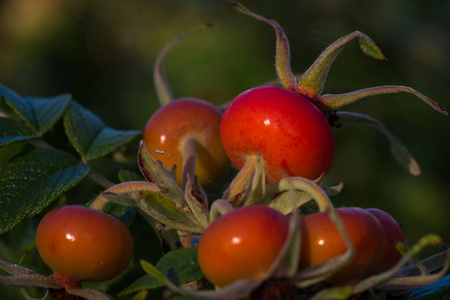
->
{"left": 0, "top": 0, "right": 448, "bottom": 275}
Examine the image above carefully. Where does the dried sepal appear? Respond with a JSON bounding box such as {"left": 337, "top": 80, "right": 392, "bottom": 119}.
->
{"left": 222, "top": 153, "right": 261, "bottom": 205}
{"left": 185, "top": 174, "right": 209, "bottom": 229}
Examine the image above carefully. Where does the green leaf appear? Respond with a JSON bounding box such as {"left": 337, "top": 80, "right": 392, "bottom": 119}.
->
{"left": 406, "top": 275, "right": 450, "bottom": 299}
{"left": 0, "top": 83, "right": 71, "bottom": 135}
{"left": 119, "top": 248, "right": 202, "bottom": 296}
{"left": 0, "top": 147, "right": 91, "bottom": 234}
{"left": 0, "top": 117, "right": 40, "bottom": 148}
{"left": 118, "top": 169, "right": 144, "bottom": 182}
{"left": 63, "top": 101, "right": 141, "bottom": 160}
{"left": 156, "top": 247, "right": 202, "bottom": 284}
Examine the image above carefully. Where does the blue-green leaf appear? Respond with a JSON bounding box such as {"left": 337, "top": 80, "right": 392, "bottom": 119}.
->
{"left": 0, "top": 117, "right": 40, "bottom": 148}
{"left": 0, "top": 83, "right": 71, "bottom": 135}
{"left": 0, "top": 147, "right": 91, "bottom": 234}
{"left": 63, "top": 101, "right": 141, "bottom": 160}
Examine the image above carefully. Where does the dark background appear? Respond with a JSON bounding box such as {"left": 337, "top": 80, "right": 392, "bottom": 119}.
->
{"left": 0, "top": 0, "right": 448, "bottom": 262}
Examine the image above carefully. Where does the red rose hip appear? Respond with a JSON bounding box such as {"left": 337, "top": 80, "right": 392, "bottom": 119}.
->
{"left": 220, "top": 86, "right": 334, "bottom": 182}
{"left": 197, "top": 205, "right": 289, "bottom": 287}
{"left": 36, "top": 205, "right": 133, "bottom": 284}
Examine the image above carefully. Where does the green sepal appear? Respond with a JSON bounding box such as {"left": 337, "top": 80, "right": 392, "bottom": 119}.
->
{"left": 135, "top": 191, "right": 202, "bottom": 233}
{"left": 318, "top": 85, "right": 447, "bottom": 115}
{"left": 138, "top": 141, "right": 186, "bottom": 206}
{"left": 296, "top": 31, "right": 385, "bottom": 100}
{"left": 264, "top": 177, "right": 334, "bottom": 215}
{"left": 222, "top": 153, "right": 263, "bottom": 207}
{"left": 237, "top": 153, "right": 266, "bottom": 206}
{"left": 225, "top": 0, "right": 296, "bottom": 90}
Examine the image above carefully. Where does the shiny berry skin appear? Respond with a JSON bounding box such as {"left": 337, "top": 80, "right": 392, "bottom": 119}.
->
{"left": 366, "top": 208, "right": 405, "bottom": 274}
{"left": 220, "top": 86, "right": 334, "bottom": 182}
{"left": 36, "top": 205, "right": 133, "bottom": 283}
{"left": 298, "top": 207, "right": 386, "bottom": 284}
{"left": 143, "top": 98, "right": 230, "bottom": 185}
{"left": 197, "top": 205, "right": 289, "bottom": 287}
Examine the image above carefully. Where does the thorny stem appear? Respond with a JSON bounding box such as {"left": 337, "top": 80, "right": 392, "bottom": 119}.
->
{"left": 154, "top": 24, "right": 212, "bottom": 106}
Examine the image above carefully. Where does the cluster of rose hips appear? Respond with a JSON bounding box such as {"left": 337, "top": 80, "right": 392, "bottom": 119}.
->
{"left": 30, "top": 1, "right": 449, "bottom": 299}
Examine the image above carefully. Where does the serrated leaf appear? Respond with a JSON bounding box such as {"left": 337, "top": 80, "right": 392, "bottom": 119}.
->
{"left": 64, "top": 101, "right": 141, "bottom": 160}
{"left": 0, "top": 83, "right": 71, "bottom": 135}
{"left": 0, "top": 147, "right": 91, "bottom": 234}
{"left": 120, "top": 248, "right": 202, "bottom": 296}
{"left": 0, "top": 117, "right": 40, "bottom": 148}
{"left": 156, "top": 247, "right": 203, "bottom": 284}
